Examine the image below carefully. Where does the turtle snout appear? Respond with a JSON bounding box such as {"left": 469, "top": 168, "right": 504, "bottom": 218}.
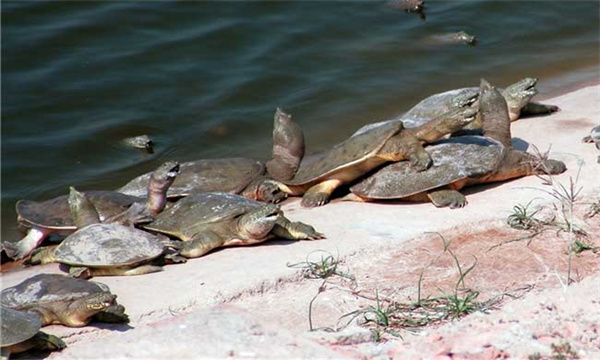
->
{"left": 167, "top": 163, "right": 180, "bottom": 178}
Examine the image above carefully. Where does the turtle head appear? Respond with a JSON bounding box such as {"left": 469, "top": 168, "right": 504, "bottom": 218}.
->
{"left": 147, "top": 161, "right": 180, "bottom": 216}
{"left": 502, "top": 77, "right": 538, "bottom": 120}
{"left": 450, "top": 89, "right": 479, "bottom": 110}
{"left": 256, "top": 180, "right": 288, "bottom": 204}
{"left": 237, "top": 203, "right": 281, "bottom": 242}
{"left": 68, "top": 187, "right": 101, "bottom": 228}
{"left": 85, "top": 292, "right": 117, "bottom": 311}
{"left": 455, "top": 31, "right": 477, "bottom": 45}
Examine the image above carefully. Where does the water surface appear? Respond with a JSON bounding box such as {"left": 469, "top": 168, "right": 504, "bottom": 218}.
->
{"left": 2, "top": 1, "right": 599, "bottom": 243}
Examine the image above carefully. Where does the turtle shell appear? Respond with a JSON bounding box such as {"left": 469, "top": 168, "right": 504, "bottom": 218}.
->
{"left": 1, "top": 305, "right": 41, "bottom": 347}
{"left": 285, "top": 121, "right": 403, "bottom": 186}
{"left": 117, "top": 158, "right": 266, "bottom": 198}
{"left": 350, "top": 136, "right": 505, "bottom": 199}
{"left": 53, "top": 224, "right": 165, "bottom": 267}
{"left": 143, "top": 192, "right": 264, "bottom": 239}
{"left": 1, "top": 274, "right": 111, "bottom": 310}
{"left": 17, "top": 191, "right": 142, "bottom": 230}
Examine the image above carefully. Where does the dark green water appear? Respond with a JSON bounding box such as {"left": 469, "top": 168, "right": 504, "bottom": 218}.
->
{"left": 2, "top": 1, "right": 599, "bottom": 243}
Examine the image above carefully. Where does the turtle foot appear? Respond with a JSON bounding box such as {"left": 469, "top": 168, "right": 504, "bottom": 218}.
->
{"left": 288, "top": 221, "right": 325, "bottom": 240}
{"left": 34, "top": 332, "right": 67, "bottom": 351}
{"left": 93, "top": 304, "right": 129, "bottom": 324}
{"left": 428, "top": 190, "right": 467, "bottom": 209}
{"left": 409, "top": 151, "right": 432, "bottom": 172}
{"left": 541, "top": 159, "right": 567, "bottom": 175}
{"left": 301, "top": 192, "right": 330, "bottom": 208}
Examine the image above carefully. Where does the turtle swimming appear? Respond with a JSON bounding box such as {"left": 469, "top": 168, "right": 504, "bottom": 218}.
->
{"left": 267, "top": 107, "right": 476, "bottom": 207}
{"left": 1, "top": 305, "right": 66, "bottom": 359}
{"left": 142, "top": 192, "right": 325, "bottom": 259}
{"left": 345, "top": 79, "right": 567, "bottom": 207}
{"left": 4, "top": 161, "right": 179, "bottom": 260}
{"left": 353, "top": 77, "right": 559, "bottom": 137}
{"left": 1, "top": 273, "right": 128, "bottom": 327}
{"left": 118, "top": 108, "right": 305, "bottom": 203}
{"left": 27, "top": 187, "right": 185, "bottom": 278}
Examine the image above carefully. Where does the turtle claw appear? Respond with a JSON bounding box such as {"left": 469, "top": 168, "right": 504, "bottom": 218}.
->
{"left": 301, "top": 193, "right": 330, "bottom": 208}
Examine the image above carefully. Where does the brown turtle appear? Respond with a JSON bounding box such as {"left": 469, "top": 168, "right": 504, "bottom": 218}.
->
{"left": 268, "top": 107, "right": 476, "bottom": 207}
{"left": 4, "top": 161, "right": 179, "bottom": 260}
{"left": 118, "top": 108, "right": 305, "bottom": 203}
{"left": 1, "top": 305, "right": 66, "bottom": 359}
{"left": 142, "top": 192, "right": 324, "bottom": 259}
{"left": 1, "top": 274, "right": 128, "bottom": 327}
{"left": 345, "top": 79, "right": 567, "bottom": 207}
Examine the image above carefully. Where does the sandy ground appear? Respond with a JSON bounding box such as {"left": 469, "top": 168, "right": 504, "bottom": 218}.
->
{"left": 2, "top": 84, "right": 599, "bottom": 359}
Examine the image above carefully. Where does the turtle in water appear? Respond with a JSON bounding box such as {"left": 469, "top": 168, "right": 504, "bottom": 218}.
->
{"left": 118, "top": 108, "right": 305, "bottom": 203}
{"left": 426, "top": 31, "right": 477, "bottom": 46}
{"left": 27, "top": 187, "right": 185, "bottom": 278}
{"left": 142, "top": 192, "right": 325, "bottom": 259}
{"left": 122, "top": 134, "right": 153, "bottom": 153}
{"left": 388, "top": 0, "right": 426, "bottom": 19}
{"left": 4, "top": 161, "right": 179, "bottom": 260}
{"left": 1, "top": 273, "right": 128, "bottom": 327}
{"left": 267, "top": 107, "right": 476, "bottom": 207}
{"left": 1, "top": 305, "right": 66, "bottom": 359}
{"left": 345, "top": 79, "right": 567, "bottom": 207}
{"left": 353, "top": 77, "right": 559, "bottom": 137}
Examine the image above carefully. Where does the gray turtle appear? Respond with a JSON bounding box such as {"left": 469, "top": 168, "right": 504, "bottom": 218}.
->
{"left": 344, "top": 136, "right": 505, "bottom": 207}
{"left": 345, "top": 78, "right": 566, "bottom": 207}
{"left": 426, "top": 31, "right": 477, "bottom": 46}
{"left": 123, "top": 135, "right": 153, "bottom": 152}
{"left": 27, "top": 187, "right": 184, "bottom": 278}
{"left": 117, "top": 108, "right": 305, "bottom": 203}
{"left": 1, "top": 273, "right": 128, "bottom": 327}
{"left": 1, "top": 305, "right": 66, "bottom": 359}
{"left": 142, "top": 192, "right": 325, "bottom": 259}
{"left": 353, "top": 77, "right": 559, "bottom": 137}
{"left": 4, "top": 161, "right": 179, "bottom": 260}
{"left": 268, "top": 107, "right": 476, "bottom": 207}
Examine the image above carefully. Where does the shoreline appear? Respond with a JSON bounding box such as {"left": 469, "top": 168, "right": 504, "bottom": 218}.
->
{"left": 2, "top": 82, "right": 599, "bottom": 359}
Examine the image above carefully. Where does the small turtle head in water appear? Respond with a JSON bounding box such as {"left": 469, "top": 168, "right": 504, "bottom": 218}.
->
{"left": 123, "top": 135, "right": 153, "bottom": 152}
{"left": 454, "top": 31, "right": 477, "bottom": 45}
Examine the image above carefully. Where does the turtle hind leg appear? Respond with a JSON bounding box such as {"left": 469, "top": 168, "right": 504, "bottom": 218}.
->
{"left": 301, "top": 179, "right": 343, "bottom": 208}
{"left": 3, "top": 227, "right": 52, "bottom": 260}
{"left": 520, "top": 101, "right": 560, "bottom": 117}
{"left": 427, "top": 189, "right": 467, "bottom": 209}
{"left": 31, "top": 331, "right": 67, "bottom": 352}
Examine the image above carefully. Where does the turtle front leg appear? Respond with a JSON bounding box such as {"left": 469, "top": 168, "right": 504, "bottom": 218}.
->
{"left": 272, "top": 216, "right": 325, "bottom": 240}
{"left": 520, "top": 101, "right": 560, "bottom": 117}
{"left": 93, "top": 304, "right": 129, "bottom": 324}
{"left": 301, "top": 179, "right": 343, "bottom": 208}
{"left": 3, "top": 332, "right": 66, "bottom": 358}
{"left": 427, "top": 189, "right": 467, "bottom": 209}
{"left": 407, "top": 144, "right": 433, "bottom": 172}
{"left": 179, "top": 232, "right": 226, "bottom": 259}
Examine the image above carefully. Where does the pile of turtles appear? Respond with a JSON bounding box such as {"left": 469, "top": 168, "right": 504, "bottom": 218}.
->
{"left": 2, "top": 77, "right": 571, "bottom": 358}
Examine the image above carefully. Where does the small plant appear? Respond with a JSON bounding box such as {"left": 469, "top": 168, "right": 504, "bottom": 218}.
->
{"left": 507, "top": 200, "right": 546, "bottom": 231}
{"left": 584, "top": 199, "right": 600, "bottom": 218}
{"left": 528, "top": 342, "right": 579, "bottom": 360}
{"left": 570, "top": 239, "right": 594, "bottom": 255}
{"left": 287, "top": 250, "right": 354, "bottom": 281}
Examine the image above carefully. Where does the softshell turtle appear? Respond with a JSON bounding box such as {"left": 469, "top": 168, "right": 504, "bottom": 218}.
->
{"left": 118, "top": 108, "right": 305, "bottom": 203}
{"left": 426, "top": 31, "right": 477, "bottom": 46}
{"left": 345, "top": 136, "right": 505, "bottom": 207}
{"left": 267, "top": 107, "right": 476, "bottom": 207}
{"left": 4, "top": 161, "right": 179, "bottom": 260}
{"left": 27, "top": 187, "right": 184, "bottom": 278}
{"left": 123, "top": 134, "right": 153, "bottom": 152}
{"left": 353, "top": 77, "right": 559, "bottom": 137}
{"left": 346, "top": 79, "right": 567, "bottom": 207}
{"left": 1, "top": 305, "right": 66, "bottom": 359}
{"left": 142, "top": 192, "right": 325, "bottom": 259}
{"left": 1, "top": 273, "right": 128, "bottom": 327}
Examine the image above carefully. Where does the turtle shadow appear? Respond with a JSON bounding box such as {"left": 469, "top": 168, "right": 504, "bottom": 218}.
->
{"left": 512, "top": 137, "right": 530, "bottom": 151}
{"left": 90, "top": 321, "right": 134, "bottom": 332}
